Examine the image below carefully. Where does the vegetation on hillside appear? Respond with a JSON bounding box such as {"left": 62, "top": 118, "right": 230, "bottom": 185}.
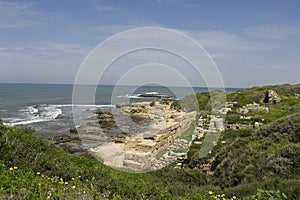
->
{"left": 1, "top": 83, "right": 300, "bottom": 199}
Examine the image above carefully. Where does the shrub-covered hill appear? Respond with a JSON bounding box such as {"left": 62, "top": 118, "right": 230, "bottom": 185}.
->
{"left": 0, "top": 83, "right": 300, "bottom": 199}
{"left": 185, "top": 83, "right": 300, "bottom": 199}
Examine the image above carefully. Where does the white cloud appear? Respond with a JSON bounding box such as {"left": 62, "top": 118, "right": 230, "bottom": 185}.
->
{"left": 183, "top": 30, "right": 276, "bottom": 53}
{"left": 28, "top": 41, "right": 88, "bottom": 55}
{"left": 168, "top": 28, "right": 300, "bottom": 87}
{"left": 0, "top": 1, "right": 40, "bottom": 28}
{"left": 0, "top": 41, "right": 89, "bottom": 59}
{"left": 155, "top": 0, "right": 199, "bottom": 8}
{"left": 91, "top": 1, "right": 125, "bottom": 15}
{"left": 0, "top": 1, "right": 33, "bottom": 14}
{"left": 0, "top": 41, "right": 89, "bottom": 83}
{"left": 88, "top": 25, "right": 137, "bottom": 34}
{"left": 243, "top": 24, "right": 300, "bottom": 39}
{"left": 0, "top": 46, "right": 7, "bottom": 51}
{"left": 0, "top": 51, "right": 80, "bottom": 83}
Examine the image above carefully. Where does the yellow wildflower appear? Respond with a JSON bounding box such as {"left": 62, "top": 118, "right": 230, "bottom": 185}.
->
{"left": 233, "top": 196, "right": 237, "bottom": 199}
{"left": 72, "top": 177, "right": 75, "bottom": 180}
{"left": 13, "top": 166, "right": 17, "bottom": 170}
{"left": 208, "top": 191, "right": 213, "bottom": 195}
{"left": 9, "top": 167, "right": 13, "bottom": 171}
{"left": 221, "top": 194, "right": 225, "bottom": 197}
{"left": 64, "top": 182, "right": 68, "bottom": 185}
{"left": 36, "top": 172, "right": 41, "bottom": 175}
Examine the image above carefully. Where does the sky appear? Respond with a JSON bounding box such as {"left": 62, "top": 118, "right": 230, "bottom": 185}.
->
{"left": 0, "top": 0, "right": 300, "bottom": 88}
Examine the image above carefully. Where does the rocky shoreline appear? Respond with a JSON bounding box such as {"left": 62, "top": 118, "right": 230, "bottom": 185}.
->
{"left": 49, "top": 90, "right": 283, "bottom": 171}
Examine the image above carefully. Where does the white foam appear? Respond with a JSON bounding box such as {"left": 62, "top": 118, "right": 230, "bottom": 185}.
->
{"left": 118, "top": 94, "right": 142, "bottom": 99}
{"left": 144, "top": 92, "right": 159, "bottom": 95}
{"left": 118, "top": 92, "right": 162, "bottom": 99}
{"left": 55, "top": 104, "right": 116, "bottom": 108}
{"left": 4, "top": 105, "right": 63, "bottom": 126}
{"left": 40, "top": 105, "right": 62, "bottom": 119}
{"left": 3, "top": 104, "right": 116, "bottom": 126}
{"left": 19, "top": 106, "right": 39, "bottom": 116}
{"left": 5, "top": 119, "right": 46, "bottom": 126}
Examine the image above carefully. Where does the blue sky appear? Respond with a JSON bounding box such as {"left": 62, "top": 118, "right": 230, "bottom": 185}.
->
{"left": 0, "top": 0, "right": 299, "bottom": 87}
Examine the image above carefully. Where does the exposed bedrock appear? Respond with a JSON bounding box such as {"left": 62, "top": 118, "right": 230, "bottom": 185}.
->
{"left": 81, "top": 101, "right": 197, "bottom": 171}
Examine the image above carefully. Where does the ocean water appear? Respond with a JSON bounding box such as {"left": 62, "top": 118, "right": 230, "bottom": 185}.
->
{"left": 0, "top": 83, "right": 241, "bottom": 138}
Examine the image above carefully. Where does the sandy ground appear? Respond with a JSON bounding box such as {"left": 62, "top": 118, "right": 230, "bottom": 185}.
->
{"left": 91, "top": 143, "right": 125, "bottom": 168}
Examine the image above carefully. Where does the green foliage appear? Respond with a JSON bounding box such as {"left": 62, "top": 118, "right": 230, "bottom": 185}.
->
{"left": 0, "top": 164, "right": 105, "bottom": 199}
{"left": 249, "top": 189, "right": 287, "bottom": 200}
{"left": 209, "top": 113, "right": 300, "bottom": 188}
{"left": 185, "top": 84, "right": 300, "bottom": 199}
{"left": 180, "top": 92, "right": 210, "bottom": 112}
{"left": 253, "top": 113, "right": 300, "bottom": 142}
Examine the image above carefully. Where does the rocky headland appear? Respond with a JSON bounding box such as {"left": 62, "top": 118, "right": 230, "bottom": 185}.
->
{"left": 138, "top": 93, "right": 172, "bottom": 99}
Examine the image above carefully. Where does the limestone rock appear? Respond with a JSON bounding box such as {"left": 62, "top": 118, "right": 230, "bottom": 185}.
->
{"left": 226, "top": 123, "right": 253, "bottom": 130}
{"left": 50, "top": 134, "right": 84, "bottom": 154}
{"left": 82, "top": 101, "right": 197, "bottom": 171}
{"left": 69, "top": 127, "right": 78, "bottom": 134}
{"left": 138, "top": 93, "right": 172, "bottom": 98}
{"left": 51, "top": 134, "right": 73, "bottom": 143}
{"left": 96, "top": 109, "right": 116, "bottom": 129}
{"left": 262, "top": 90, "right": 281, "bottom": 104}
{"left": 238, "top": 102, "right": 269, "bottom": 114}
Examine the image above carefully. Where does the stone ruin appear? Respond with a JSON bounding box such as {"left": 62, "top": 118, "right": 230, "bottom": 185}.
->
{"left": 237, "top": 102, "right": 269, "bottom": 115}
{"left": 262, "top": 90, "right": 281, "bottom": 104}
{"left": 226, "top": 123, "right": 253, "bottom": 130}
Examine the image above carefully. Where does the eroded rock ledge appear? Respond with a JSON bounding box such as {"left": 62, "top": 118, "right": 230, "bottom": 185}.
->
{"left": 78, "top": 101, "right": 196, "bottom": 171}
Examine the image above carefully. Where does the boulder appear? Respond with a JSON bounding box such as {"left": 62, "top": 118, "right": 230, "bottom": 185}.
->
{"left": 138, "top": 93, "right": 172, "bottom": 98}
{"left": 49, "top": 134, "right": 85, "bottom": 154}
{"left": 69, "top": 127, "right": 78, "bottom": 134}
{"left": 51, "top": 134, "right": 73, "bottom": 143}
{"left": 58, "top": 142, "right": 85, "bottom": 154}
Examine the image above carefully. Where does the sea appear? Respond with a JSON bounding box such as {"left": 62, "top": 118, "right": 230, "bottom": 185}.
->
{"left": 0, "top": 83, "right": 241, "bottom": 138}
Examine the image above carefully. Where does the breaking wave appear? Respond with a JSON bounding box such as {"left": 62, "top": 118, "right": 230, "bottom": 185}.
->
{"left": 3, "top": 104, "right": 115, "bottom": 126}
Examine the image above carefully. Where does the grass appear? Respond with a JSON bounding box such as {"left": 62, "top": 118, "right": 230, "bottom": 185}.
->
{"left": 176, "top": 121, "right": 196, "bottom": 141}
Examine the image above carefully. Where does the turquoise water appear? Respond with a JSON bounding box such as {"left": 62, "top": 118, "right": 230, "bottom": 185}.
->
{"left": 0, "top": 83, "right": 241, "bottom": 137}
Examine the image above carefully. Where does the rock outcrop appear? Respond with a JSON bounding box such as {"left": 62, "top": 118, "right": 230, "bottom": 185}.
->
{"left": 138, "top": 93, "right": 172, "bottom": 99}
{"left": 50, "top": 134, "right": 85, "bottom": 154}
{"left": 237, "top": 102, "right": 269, "bottom": 114}
{"left": 262, "top": 90, "right": 281, "bottom": 104}
{"left": 83, "top": 101, "right": 196, "bottom": 171}
{"left": 96, "top": 109, "right": 116, "bottom": 129}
